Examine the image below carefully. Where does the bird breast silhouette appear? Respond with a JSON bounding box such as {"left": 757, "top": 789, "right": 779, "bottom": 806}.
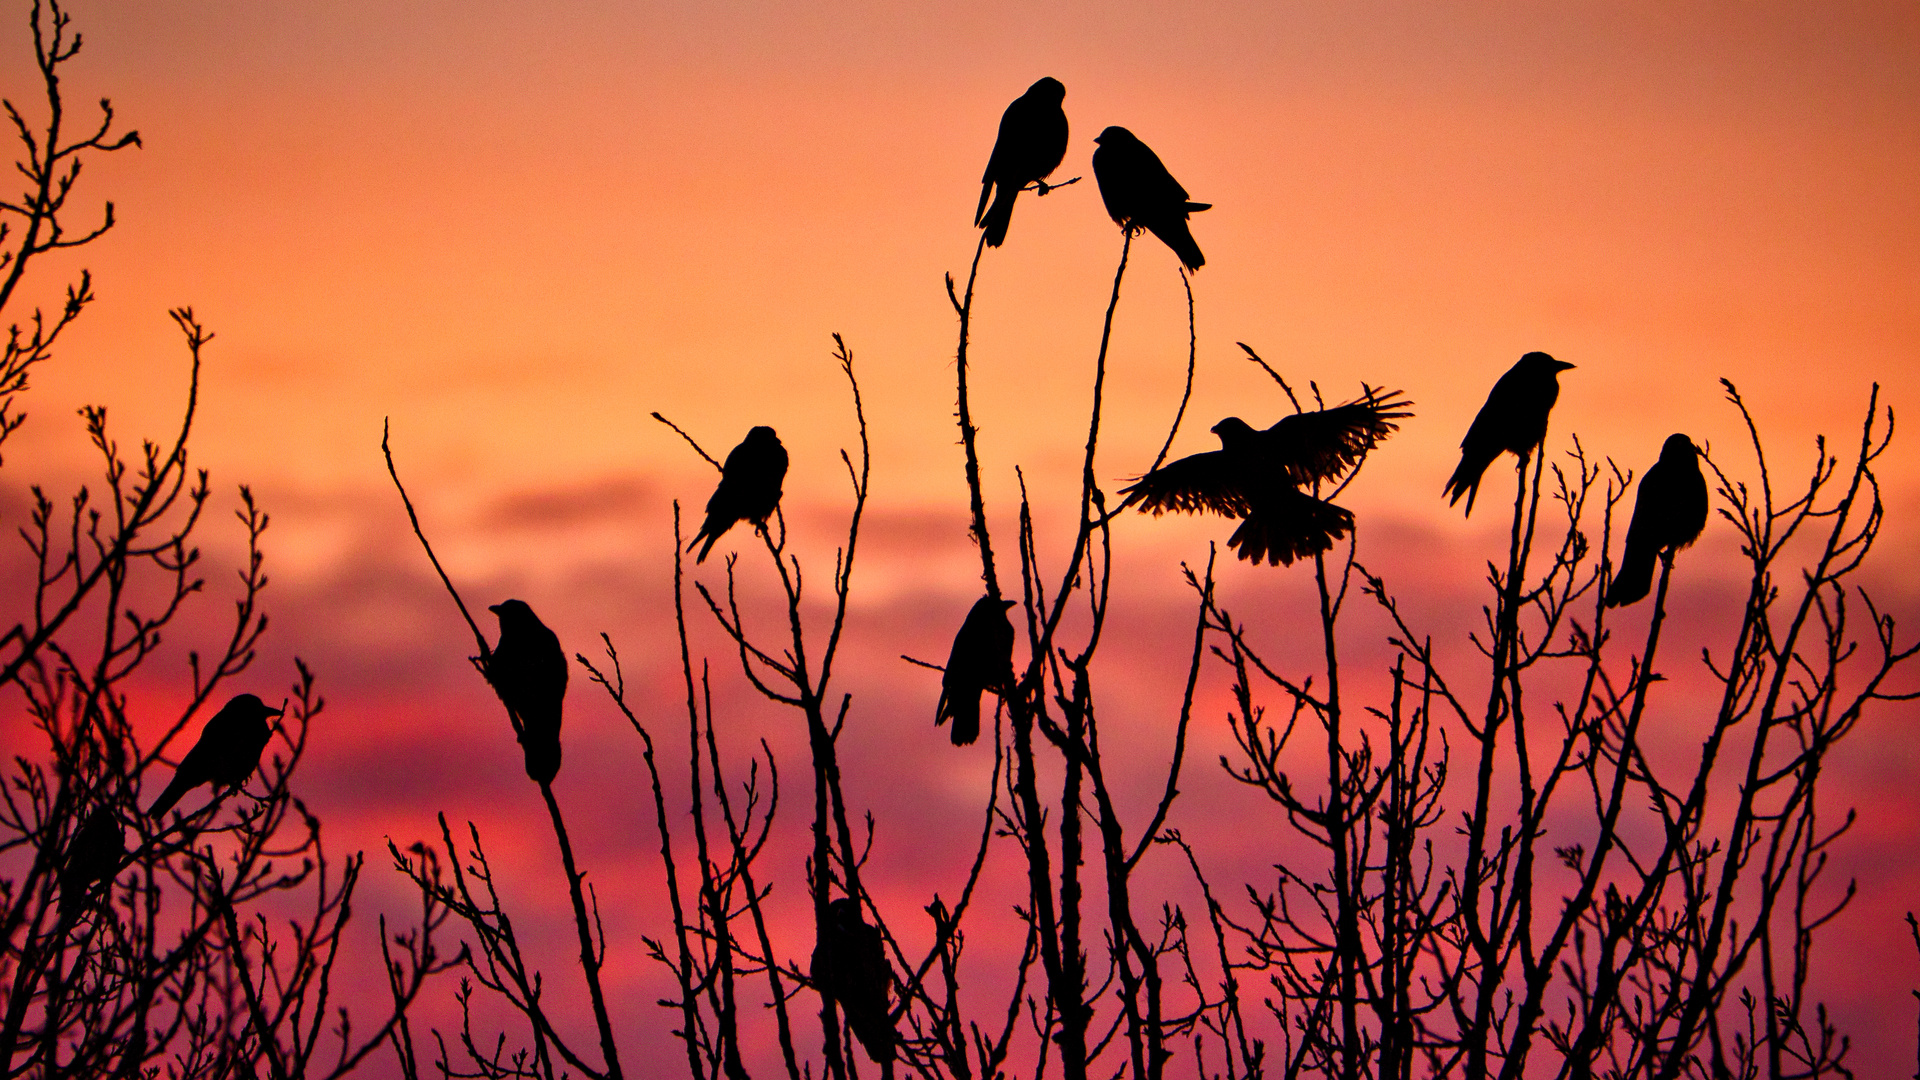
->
{"left": 689, "top": 426, "right": 789, "bottom": 563}
{"left": 976, "top": 77, "right": 1069, "bottom": 248}
{"left": 1443, "top": 351, "right": 1575, "bottom": 516}
{"left": 1092, "top": 125, "right": 1210, "bottom": 271}
{"left": 1604, "top": 433, "right": 1708, "bottom": 608}
{"left": 486, "top": 598, "right": 567, "bottom": 784}
{"left": 148, "top": 693, "right": 284, "bottom": 818}
{"left": 810, "top": 897, "right": 896, "bottom": 1064}
{"left": 936, "top": 595, "right": 1016, "bottom": 745}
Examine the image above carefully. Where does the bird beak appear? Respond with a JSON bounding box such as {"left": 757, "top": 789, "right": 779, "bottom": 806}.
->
{"left": 1554, "top": 361, "right": 1576, "bottom": 371}
{"left": 487, "top": 602, "right": 503, "bottom": 614}
{"left": 999, "top": 600, "right": 1015, "bottom": 610}
{"left": 270, "top": 700, "right": 288, "bottom": 718}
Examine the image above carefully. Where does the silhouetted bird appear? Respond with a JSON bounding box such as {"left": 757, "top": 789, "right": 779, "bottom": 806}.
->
{"left": 1443, "top": 352, "right": 1576, "bottom": 516}
{"left": 936, "top": 595, "right": 1016, "bottom": 746}
{"left": 976, "top": 77, "right": 1069, "bottom": 248}
{"left": 148, "top": 693, "right": 283, "bottom": 817}
{"left": 811, "top": 897, "right": 896, "bottom": 1065}
{"left": 689, "top": 426, "right": 789, "bottom": 564}
{"left": 58, "top": 806, "right": 123, "bottom": 917}
{"left": 1091, "top": 126, "right": 1209, "bottom": 271}
{"left": 1604, "top": 434, "right": 1708, "bottom": 608}
{"left": 487, "top": 599, "right": 566, "bottom": 784}
{"left": 1123, "top": 391, "right": 1411, "bottom": 566}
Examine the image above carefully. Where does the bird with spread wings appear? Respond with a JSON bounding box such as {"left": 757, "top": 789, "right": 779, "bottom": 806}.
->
{"left": 1122, "top": 388, "right": 1411, "bottom": 565}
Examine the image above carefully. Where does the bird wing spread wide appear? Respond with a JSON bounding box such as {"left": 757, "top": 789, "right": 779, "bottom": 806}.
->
{"left": 1123, "top": 452, "right": 1248, "bottom": 517}
{"left": 1262, "top": 391, "right": 1411, "bottom": 483}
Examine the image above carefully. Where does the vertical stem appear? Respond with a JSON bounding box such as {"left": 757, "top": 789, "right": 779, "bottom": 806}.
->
{"left": 951, "top": 233, "right": 1000, "bottom": 598}
{"left": 1314, "top": 549, "right": 1360, "bottom": 1080}
{"left": 1463, "top": 453, "right": 1535, "bottom": 1078}
{"left": 1058, "top": 695, "right": 1087, "bottom": 1079}
{"left": 538, "top": 784, "right": 623, "bottom": 1080}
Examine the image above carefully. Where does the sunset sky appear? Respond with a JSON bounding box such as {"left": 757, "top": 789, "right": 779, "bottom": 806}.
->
{"left": 6, "top": 0, "right": 1918, "bottom": 1073}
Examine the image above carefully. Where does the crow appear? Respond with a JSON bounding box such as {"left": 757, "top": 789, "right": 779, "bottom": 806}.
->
{"left": 1122, "top": 390, "right": 1410, "bottom": 565}
{"left": 58, "top": 806, "right": 123, "bottom": 918}
{"left": 1091, "top": 126, "right": 1209, "bottom": 271}
{"left": 811, "top": 897, "right": 896, "bottom": 1065}
{"left": 148, "top": 694, "right": 283, "bottom": 818}
{"left": 689, "top": 426, "right": 789, "bottom": 563}
{"left": 936, "top": 595, "right": 1016, "bottom": 746}
{"left": 1604, "top": 434, "right": 1708, "bottom": 608}
{"left": 976, "top": 77, "right": 1069, "bottom": 248}
{"left": 1443, "top": 352, "right": 1575, "bottom": 516}
{"left": 487, "top": 599, "right": 567, "bottom": 784}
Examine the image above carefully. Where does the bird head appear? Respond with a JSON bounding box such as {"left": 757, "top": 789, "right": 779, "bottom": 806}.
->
{"left": 1520, "top": 351, "right": 1575, "bottom": 373}
{"left": 746, "top": 425, "right": 781, "bottom": 446}
{"left": 1094, "top": 126, "right": 1134, "bottom": 147}
{"left": 1028, "top": 77, "right": 1065, "bottom": 103}
{"left": 1660, "top": 433, "right": 1699, "bottom": 462}
{"left": 489, "top": 598, "right": 538, "bottom": 629}
{"left": 827, "top": 897, "right": 865, "bottom": 929}
{"left": 228, "top": 693, "right": 286, "bottom": 720}
{"left": 1210, "top": 416, "right": 1255, "bottom": 447}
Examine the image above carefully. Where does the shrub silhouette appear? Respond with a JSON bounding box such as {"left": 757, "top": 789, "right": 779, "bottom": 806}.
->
{"left": 0, "top": 14, "right": 1908, "bottom": 1077}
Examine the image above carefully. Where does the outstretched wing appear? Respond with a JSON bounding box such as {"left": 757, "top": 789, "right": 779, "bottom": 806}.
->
{"left": 1259, "top": 389, "right": 1412, "bottom": 484}
{"left": 1121, "top": 450, "right": 1248, "bottom": 517}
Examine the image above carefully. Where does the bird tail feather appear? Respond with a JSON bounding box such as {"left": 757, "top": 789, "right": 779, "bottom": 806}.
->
{"left": 935, "top": 689, "right": 981, "bottom": 746}
{"left": 981, "top": 183, "right": 1017, "bottom": 247}
{"left": 1605, "top": 543, "right": 1657, "bottom": 608}
{"left": 148, "top": 776, "right": 191, "bottom": 819}
{"left": 1228, "top": 496, "right": 1353, "bottom": 566}
{"left": 691, "top": 528, "right": 719, "bottom": 564}
{"left": 1444, "top": 453, "right": 1492, "bottom": 515}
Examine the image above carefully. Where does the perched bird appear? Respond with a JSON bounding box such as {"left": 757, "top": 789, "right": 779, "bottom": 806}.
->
{"left": 58, "top": 806, "right": 123, "bottom": 918}
{"left": 1443, "top": 352, "right": 1576, "bottom": 516}
{"left": 811, "top": 897, "right": 896, "bottom": 1065}
{"left": 975, "top": 77, "right": 1069, "bottom": 248}
{"left": 1122, "top": 391, "right": 1411, "bottom": 566}
{"left": 689, "top": 426, "right": 789, "bottom": 564}
{"left": 487, "top": 599, "right": 567, "bottom": 785}
{"left": 148, "top": 694, "right": 283, "bottom": 818}
{"left": 936, "top": 595, "right": 1016, "bottom": 746}
{"left": 1604, "top": 434, "right": 1709, "bottom": 608}
{"left": 1091, "top": 126, "right": 1210, "bottom": 271}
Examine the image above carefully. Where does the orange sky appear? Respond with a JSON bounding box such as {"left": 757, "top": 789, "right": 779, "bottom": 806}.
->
{"left": 6, "top": 1, "right": 1919, "bottom": 1073}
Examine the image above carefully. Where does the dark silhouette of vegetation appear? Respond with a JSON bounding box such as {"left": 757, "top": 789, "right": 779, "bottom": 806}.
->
{"left": 0, "top": 7, "right": 1905, "bottom": 1076}
{"left": 0, "top": 4, "right": 455, "bottom": 1077}
{"left": 377, "top": 75, "right": 1914, "bottom": 1080}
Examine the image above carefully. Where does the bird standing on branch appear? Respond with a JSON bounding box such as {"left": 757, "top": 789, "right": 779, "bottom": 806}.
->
{"left": 936, "top": 595, "right": 1016, "bottom": 746}
{"left": 1443, "top": 352, "right": 1575, "bottom": 516}
{"left": 811, "top": 897, "right": 896, "bottom": 1065}
{"left": 1605, "top": 433, "right": 1708, "bottom": 608}
{"left": 1092, "top": 126, "right": 1209, "bottom": 271}
{"left": 1123, "top": 390, "right": 1411, "bottom": 566}
{"left": 59, "top": 806, "right": 123, "bottom": 917}
{"left": 689, "top": 426, "right": 789, "bottom": 563}
{"left": 148, "top": 693, "right": 283, "bottom": 818}
{"left": 487, "top": 599, "right": 567, "bottom": 785}
{"left": 976, "top": 77, "right": 1069, "bottom": 248}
